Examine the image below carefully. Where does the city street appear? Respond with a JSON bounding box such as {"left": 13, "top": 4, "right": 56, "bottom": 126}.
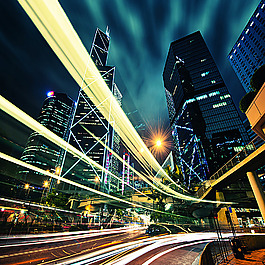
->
{"left": 0, "top": 1, "right": 264, "bottom": 265}
{"left": 0, "top": 227, "right": 219, "bottom": 265}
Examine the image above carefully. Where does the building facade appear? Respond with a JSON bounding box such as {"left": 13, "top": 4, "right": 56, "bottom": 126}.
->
{"left": 228, "top": 0, "right": 265, "bottom": 93}
{"left": 19, "top": 92, "right": 74, "bottom": 186}
{"left": 65, "top": 28, "right": 122, "bottom": 194}
{"left": 163, "top": 31, "right": 249, "bottom": 189}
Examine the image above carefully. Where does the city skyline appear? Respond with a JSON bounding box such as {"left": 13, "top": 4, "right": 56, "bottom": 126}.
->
{"left": 0, "top": 0, "right": 260, "bottom": 139}
{"left": 0, "top": 2, "right": 265, "bottom": 254}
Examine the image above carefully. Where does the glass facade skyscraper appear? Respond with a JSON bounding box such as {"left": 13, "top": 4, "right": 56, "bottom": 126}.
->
{"left": 65, "top": 28, "right": 122, "bottom": 193}
{"left": 163, "top": 31, "right": 249, "bottom": 189}
{"left": 19, "top": 92, "right": 74, "bottom": 186}
{"left": 228, "top": 0, "right": 265, "bottom": 93}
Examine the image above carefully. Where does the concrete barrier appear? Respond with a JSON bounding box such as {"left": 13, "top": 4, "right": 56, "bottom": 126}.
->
{"left": 238, "top": 234, "right": 265, "bottom": 250}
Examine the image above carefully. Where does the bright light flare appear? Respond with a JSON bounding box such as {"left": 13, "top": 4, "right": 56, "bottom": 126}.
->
{"left": 43, "top": 180, "right": 49, "bottom": 188}
{"left": 13, "top": 0, "right": 232, "bottom": 205}
{"left": 47, "top": 91, "right": 54, "bottom": 97}
{"left": 143, "top": 122, "right": 172, "bottom": 160}
{"left": 156, "top": 140, "right": 162, "bottom": 147}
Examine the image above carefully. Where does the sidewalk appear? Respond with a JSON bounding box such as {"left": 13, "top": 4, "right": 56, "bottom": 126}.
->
{"left": 221, "top": 249, "right": 265, "bottom": 264}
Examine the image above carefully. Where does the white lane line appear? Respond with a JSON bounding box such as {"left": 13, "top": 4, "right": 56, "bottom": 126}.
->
{"left": 142, "top": 240, "right": 210, "bottom": 265}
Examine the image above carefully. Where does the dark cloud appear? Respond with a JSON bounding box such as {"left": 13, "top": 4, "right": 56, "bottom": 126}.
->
{"left": 0, "top": 0, "right": 260, "bottom": 131}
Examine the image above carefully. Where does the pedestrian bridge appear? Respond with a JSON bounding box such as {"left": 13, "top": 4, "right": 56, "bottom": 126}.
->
{"left": 195, "top": 136, "right": 265, "bottom": 218}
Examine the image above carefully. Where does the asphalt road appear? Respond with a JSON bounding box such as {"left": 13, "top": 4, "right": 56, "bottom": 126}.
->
{"left": 0, "top": 226, "right": 146, "bottom": 265}
{"left": 0, "top": 227, "right": 223, "bottom": 265}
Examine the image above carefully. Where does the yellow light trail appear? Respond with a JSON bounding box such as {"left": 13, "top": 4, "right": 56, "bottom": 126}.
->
{"left": 0, "top": 95, "right": 230, "bottom": 204}
{"left": 0, "top": 151, "right": 197, "bottom": 216}
{"left": 14, "top": 0, "right": 232, "bottom": 204}
{"left": 81, "top": 126, "right": 212, "bottom": 202}
{"left": 16, "top": 0, "right": 179, "bottom": 189}
{"left": 0, "top": 94, "right": 194, "bottom": 203}
{"left": 80, "top": 126, "right": 183, "bottom": 194}
{"left": 15, "top": 0, "right": 204, "bottom": 202}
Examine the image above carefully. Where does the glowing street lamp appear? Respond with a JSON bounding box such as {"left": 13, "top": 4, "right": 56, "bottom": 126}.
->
{"left": 43, "top": 180, "right": 49, "bottom": 188}
{"left": 55, "top": 166, "right": 61, "bottom": 175}
{"left": 156, "top": 140, "right": 162, "bottom": 147}
{"left": 24, "top": 183, "right": 30, "bottom": 190}
{"left": 94, "top": 176, "right": 100, "bottom": 190}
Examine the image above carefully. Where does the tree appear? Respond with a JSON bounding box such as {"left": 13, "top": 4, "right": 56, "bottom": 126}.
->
{"left": 43, "top": 189, "right": 69, "bottom": 209}
{"left": 250, "top": 64, "right": 265, "bottom": 92}
{"left": 239, "top": 91, "right": 257, "bottom": 113}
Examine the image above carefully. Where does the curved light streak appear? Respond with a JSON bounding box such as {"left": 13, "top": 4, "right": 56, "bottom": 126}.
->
{"left": 141, "top": 240, "right": 212, "bottom": 265}
{"left": 16, "top": 0, "right": 187, "bottom": 195}
{"left": 0, "top": 151, "right": 197, "bottom": 216}
{"left": 0, "top": 94, "right": 231, "bottom": 204}
{"left": 14, "top": 0, "right": 234, "bottom": 205}
{"left": 81, "top": 125, "right": 188, "bottom": 199}
{"left": 110, "top": 233, "right": 218, "bottom": 265}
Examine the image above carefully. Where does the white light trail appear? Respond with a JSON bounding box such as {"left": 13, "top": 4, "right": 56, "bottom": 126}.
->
{"left": 0, "top": 94, "right": 226, "bottom": 203}
{"left": 141, "top": 240, "right": 211, "bottom": 265}
{"left": 0, "top": 151, "right": 196, "bottom": 216}
{"left": 16, "top": 0, "right": 186, "bottom": 194}
{"left": 14, "top": 0, "right": 234, "bottom": 204}
{"left": 105, "top": 233, "right": 218, "bottom": 265}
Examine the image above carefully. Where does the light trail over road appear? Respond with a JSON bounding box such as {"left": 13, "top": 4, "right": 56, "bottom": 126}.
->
{"left": 0, "top": 226, "right": 146, "bottom": 265}
{"left": 0, "top": 225, "right": 228, "bottom": 265}
{"left": 11, "top": 0, "right": 231, "bottom": 205}
{"left": 57, "top": 232, "right": 220, "bottom": 265}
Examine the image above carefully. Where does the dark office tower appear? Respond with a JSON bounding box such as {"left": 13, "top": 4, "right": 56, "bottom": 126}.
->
{"left": 19, "top": 92, "right": 74, "bottom": 186}
{"left": 108, "top": 83, "right": 123, "bottom": 193}
{"left": 228, "top": 0, "right": 265, "bottom": 93}
{"left": 67, "top": 28, "right": 118, "bottom": 192}
{"left": 163, "top": 31, "right": 249, "bottom": 189}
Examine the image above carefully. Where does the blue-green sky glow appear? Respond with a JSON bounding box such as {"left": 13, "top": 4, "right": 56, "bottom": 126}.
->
{"left": 0, "top": 0, "right": 260, "bottom": 130}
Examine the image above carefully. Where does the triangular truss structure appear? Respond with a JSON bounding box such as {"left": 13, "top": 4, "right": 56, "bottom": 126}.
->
{"left": 61, "top": 28, "right": 118, "bottom": 193}
{"left": 172, "top": 102, "right": 209, "bottom": 189}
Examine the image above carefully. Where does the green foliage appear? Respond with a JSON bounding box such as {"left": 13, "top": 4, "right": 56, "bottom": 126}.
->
{"left": 250, "top": 64, "right": 265, "bottom": 92}
{"left": 164, "top": 165, "right": 184, "bottom": 184}
{"left": 43, "top": 189, "right": 69, "bottom": 209}
{"left": 239, "top": 91, "right": 257, "bottom": 113}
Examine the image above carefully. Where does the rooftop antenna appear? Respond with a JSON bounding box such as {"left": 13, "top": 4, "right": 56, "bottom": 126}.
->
{"left": 106, "top": 26, "right": 110, "bottom": 38}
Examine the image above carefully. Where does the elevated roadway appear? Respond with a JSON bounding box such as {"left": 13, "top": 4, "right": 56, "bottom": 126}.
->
{"left": 195, "top": 137, "right": 265, "bottom": 218}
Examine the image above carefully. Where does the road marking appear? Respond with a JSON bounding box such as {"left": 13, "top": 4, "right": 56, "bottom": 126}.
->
{"left": 141, "top": 241, "right": 210, "bottom": 265}
{"left": 99, "top": 245, "right": 143, "bottom": 265}
{"left": 11, "top": 257, "right": 48, "bottom": 264}
{"left": 0, "top": 233, "right": 120, "bottom": 259}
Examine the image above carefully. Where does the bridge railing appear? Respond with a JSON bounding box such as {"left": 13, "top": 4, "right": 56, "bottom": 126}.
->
{"left": 196, "top": 136, "right": 264, "bottom": 198}
{"left": 210, "top": 136, "right": 264, "bottom": 181}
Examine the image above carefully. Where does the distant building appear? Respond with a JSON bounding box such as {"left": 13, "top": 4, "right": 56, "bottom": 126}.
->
{"left": 163, "top": 31, "right": 249, "bottom": 189}
{"left": 228, "top": 0, "right": 265, "bottom": 93}
{"left": 19, "top": 92, "right": 74, "bottom": 186}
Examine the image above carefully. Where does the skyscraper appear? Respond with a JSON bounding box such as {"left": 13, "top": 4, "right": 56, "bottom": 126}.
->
{"left": 108, "top": 83, "right": 123, "bottom": 193}
{"left": 19, "top": 92, "right": 74, "bottom": 186}
{"left": 163, "top": 31, "right": 249, "bottom": 189}
{"left": 228, "top": 0, "right": 265, "bottom": 93}
{"left": 66, "top": 28, "right": 121, "bottom": 193}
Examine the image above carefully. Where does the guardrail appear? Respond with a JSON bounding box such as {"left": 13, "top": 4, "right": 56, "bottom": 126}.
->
{"left": 196, "top": 136, "right": 264, "bottom": 198}
{"left": 199, "top": 240, "right": 232, "bottom": 265}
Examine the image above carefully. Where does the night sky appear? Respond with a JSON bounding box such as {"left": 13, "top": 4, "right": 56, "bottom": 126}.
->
{"left": 0, "top": 0, "right": 260, "bottom": 147}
